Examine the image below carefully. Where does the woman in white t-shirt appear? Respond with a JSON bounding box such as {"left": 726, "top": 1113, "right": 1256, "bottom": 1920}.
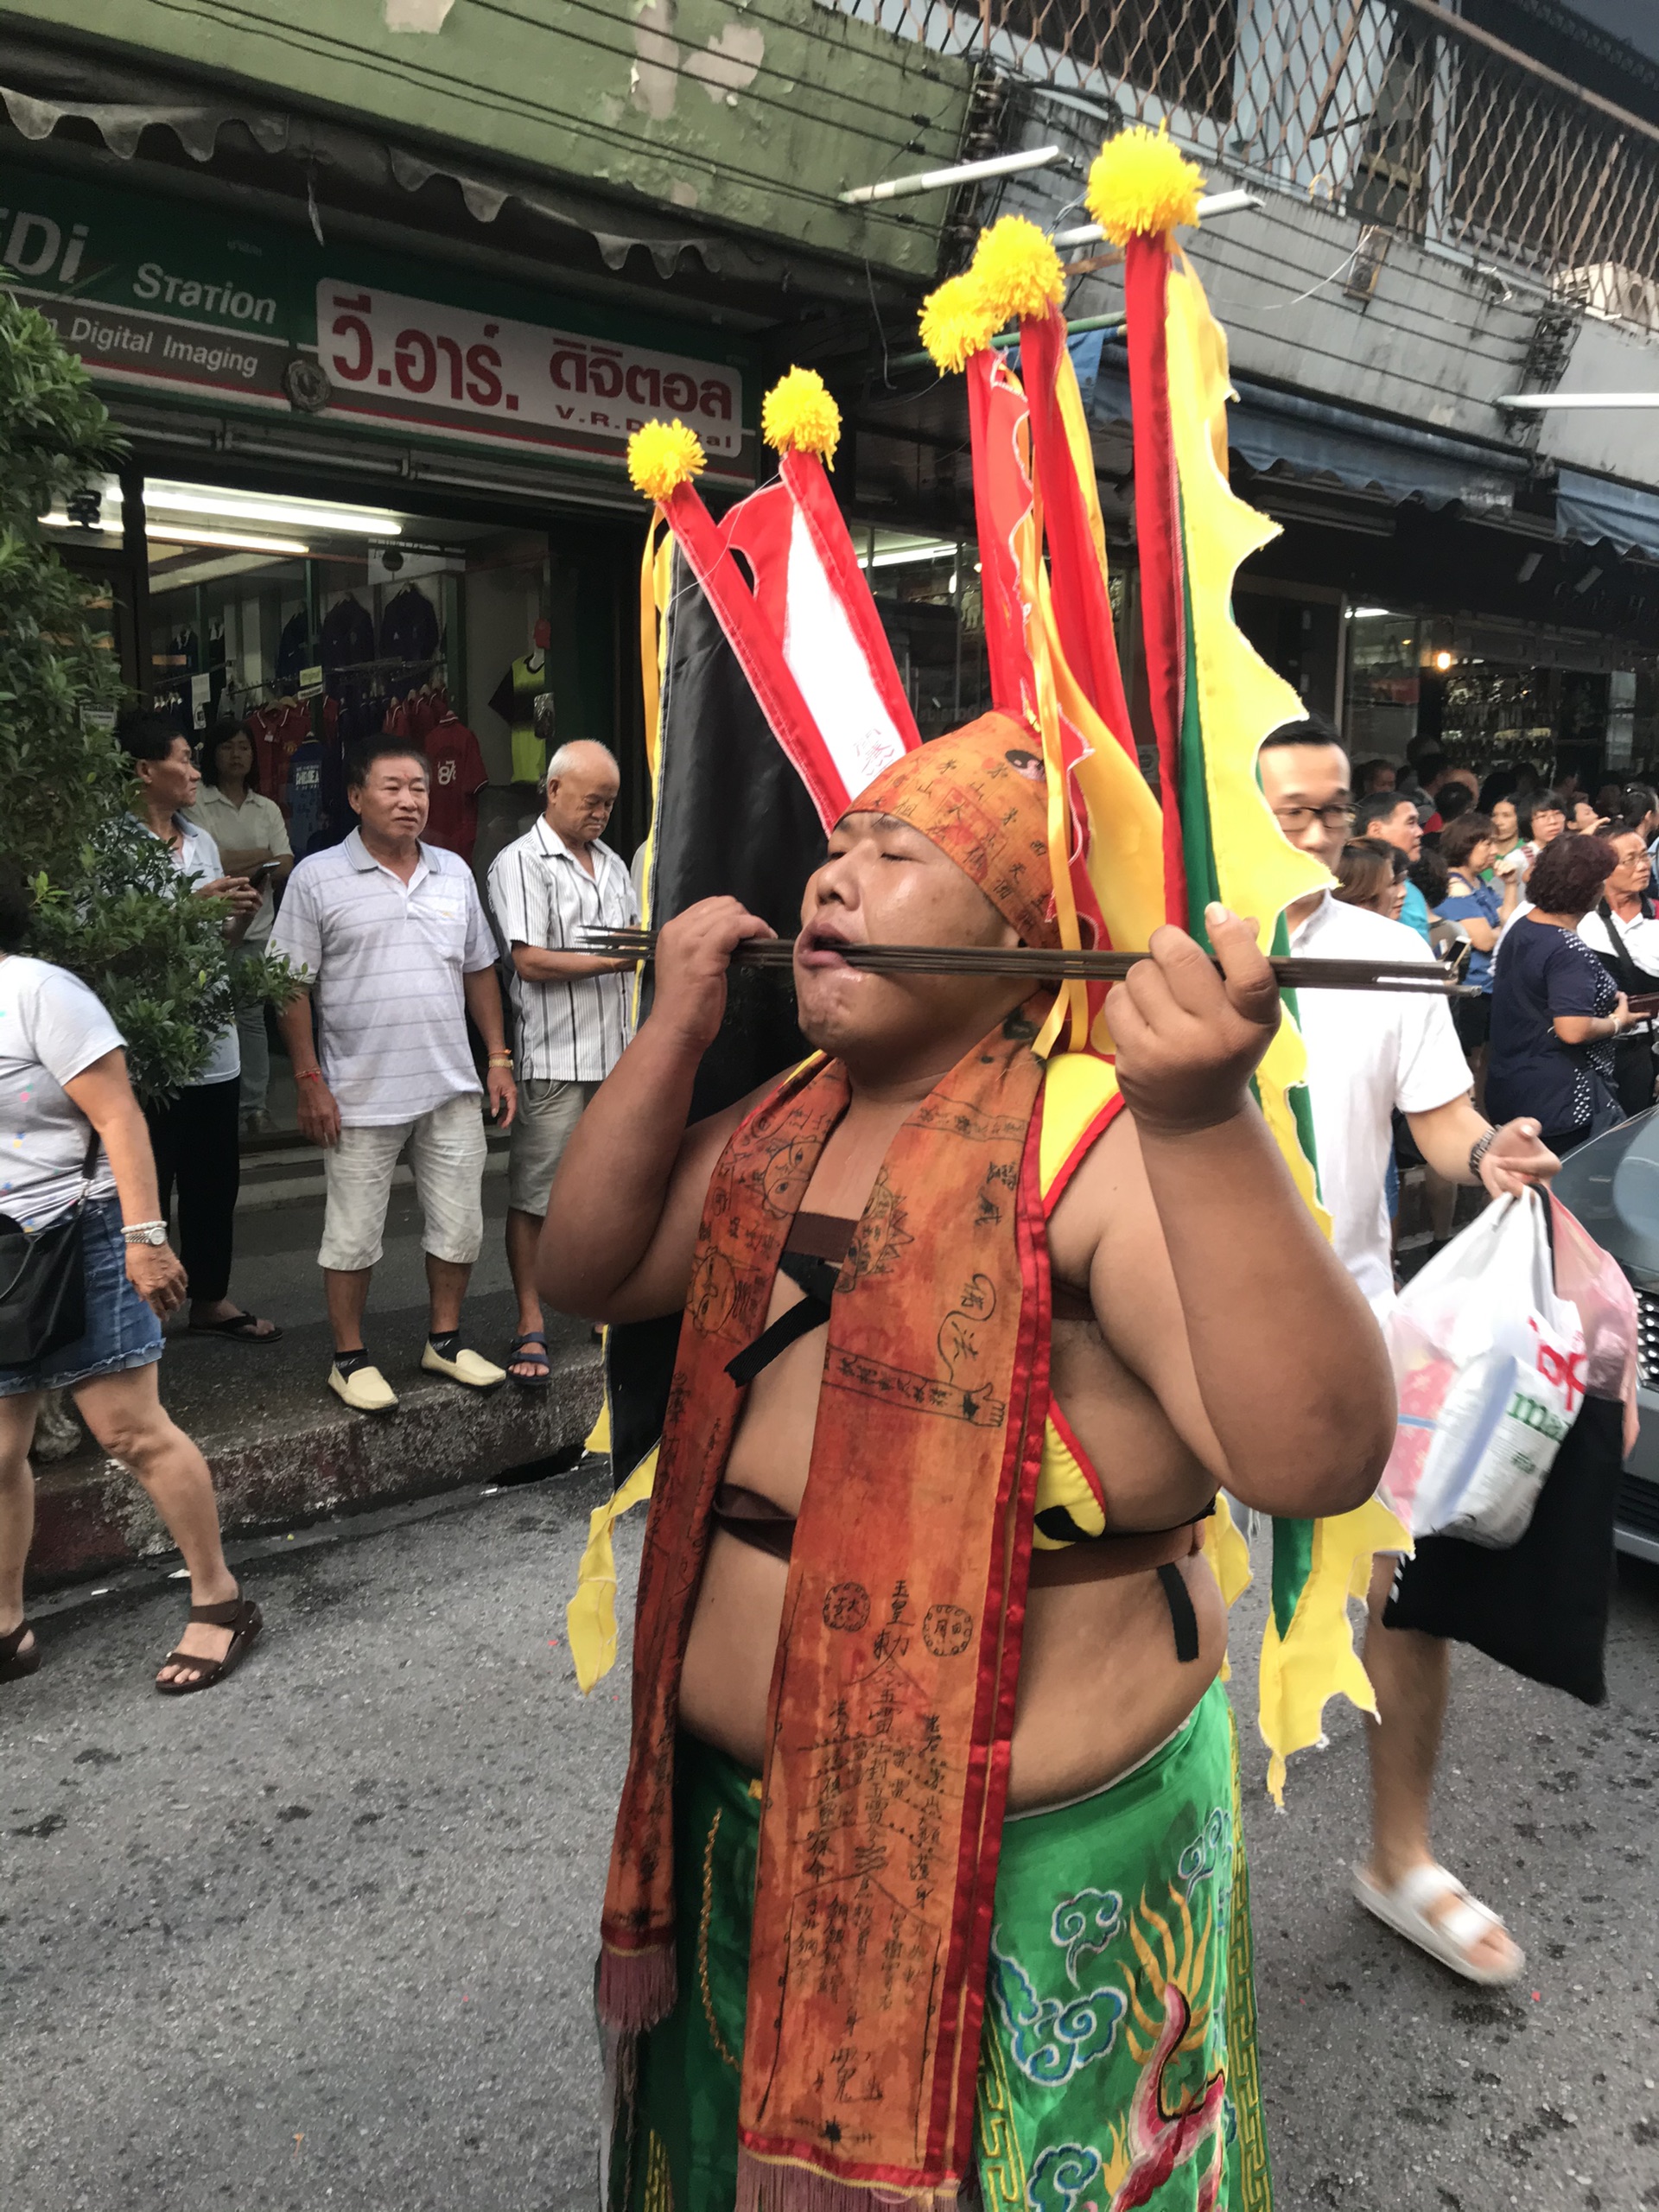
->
{"left": 187, "top": 722, "right": 293, "bottom": 1134}
{"left": 0, "top": 866, "right": 262, "bottom": 1695}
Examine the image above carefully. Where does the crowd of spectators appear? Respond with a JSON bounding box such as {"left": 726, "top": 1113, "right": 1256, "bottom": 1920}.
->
{"left": 1357, "top": 747, "right": 1659, "bottom": 1160}
{"left": 10, "top": 696, "right": 1659, "bottom": 1702}
{"left": 0, "top": 703, "right": 640, "bottom": 1688}
{"left": 14, "top": 705, "right": 642, "bottom": 1408}
{"left": 1313, "top": 741, "right": 1659, "bottom": 1268}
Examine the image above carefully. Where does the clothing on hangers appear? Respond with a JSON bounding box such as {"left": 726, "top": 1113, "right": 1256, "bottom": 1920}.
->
{"left": 321, "top": 594, "right": 375, "bottom": 689}
{"left": 275, "top": 608, "right": 310, "bottom": 690}
{"left": 422, "top": 711, "right": 489, "bottom": 862}
{"left": 489, "top": 652, "right": 550, "bottom": 785}
{"left": 245, "top": 698, "right": 311, "bottom": 811}
{"left": 378, "top": 582, "right": 441, "bottom": 674}
{"left": 286, "top": 736, "right": 329, "bottom": 857}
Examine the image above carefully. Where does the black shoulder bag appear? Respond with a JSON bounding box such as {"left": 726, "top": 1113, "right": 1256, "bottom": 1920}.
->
{"left": 0, "top": 1125, "right": 100, "bottom": 1365}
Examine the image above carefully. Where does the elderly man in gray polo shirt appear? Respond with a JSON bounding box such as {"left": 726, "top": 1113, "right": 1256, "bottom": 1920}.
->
{"left": 272, "top": 734, "right": 518, "bottom": 1414}
{"left": 486, "top": 740, "right": 635, "bottom": 1387}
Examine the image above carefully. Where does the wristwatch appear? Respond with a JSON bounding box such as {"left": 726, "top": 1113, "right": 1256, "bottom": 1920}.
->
{"left": 1467, "top": 1128, "right": 1497, "bottom": 1179}
{"left": 122, "top": 1220, "right": 168, "bottom": 1247}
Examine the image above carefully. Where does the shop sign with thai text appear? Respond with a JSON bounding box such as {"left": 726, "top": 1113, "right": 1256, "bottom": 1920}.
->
{"left": 317, "top": 284, "right": 740, "bottom": 459}
{"left": 0, "top": 164, "right": 750, "bottom": 480}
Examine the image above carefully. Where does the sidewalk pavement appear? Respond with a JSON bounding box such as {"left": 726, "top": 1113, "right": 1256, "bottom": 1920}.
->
{"left": 30, "top": 1164, "right": 605, "bottom": 1587}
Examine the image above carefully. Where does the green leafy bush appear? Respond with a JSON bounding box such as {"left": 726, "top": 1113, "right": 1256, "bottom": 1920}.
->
{"left": 0, "top": 276, "right": 293, "bottom": 1099}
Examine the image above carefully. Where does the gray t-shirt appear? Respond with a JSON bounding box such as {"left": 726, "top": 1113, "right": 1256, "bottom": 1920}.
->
{"left": 0, "top": 955, "right": 124, "bottom": 1230}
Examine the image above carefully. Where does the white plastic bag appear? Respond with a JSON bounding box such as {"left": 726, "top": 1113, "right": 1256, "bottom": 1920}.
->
{"left": 1378, "top": 1190, "right": 1586, "bottom": 1549}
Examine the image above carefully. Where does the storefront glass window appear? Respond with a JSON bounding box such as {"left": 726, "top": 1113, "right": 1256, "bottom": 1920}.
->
{"left": 1343, "top": 607, "right": 1420, "bottom": 760}
{"left": 859, "top": 526, "right": 1134, "bottom": 741}
{"left": 51, "top": 474, "right": 636, "bottom": 881}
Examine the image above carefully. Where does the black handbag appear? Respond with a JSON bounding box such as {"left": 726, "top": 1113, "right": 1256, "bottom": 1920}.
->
{"left": 0, "top": 1127, "right": 100, "bottom": 1366}
{"left": 1383, "top": 1393, "right": 1623, "bottom": 1705}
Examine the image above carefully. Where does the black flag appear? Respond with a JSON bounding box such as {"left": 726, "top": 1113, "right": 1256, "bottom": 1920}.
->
{"left": 606, "top": 545, "right": 828, "bottom": 1487}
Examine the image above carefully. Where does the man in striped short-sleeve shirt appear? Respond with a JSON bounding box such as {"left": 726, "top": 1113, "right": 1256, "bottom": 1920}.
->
{"left": 486, "top": 741, "right": 637, "bottom": 1386}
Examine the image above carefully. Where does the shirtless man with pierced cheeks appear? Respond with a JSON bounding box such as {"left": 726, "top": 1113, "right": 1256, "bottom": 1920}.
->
{"left": 550, "top": 840, "right": 1391, "bottom": 1794}
{"left": 544, "top": 721, "right": 1395, "bottom": 2206}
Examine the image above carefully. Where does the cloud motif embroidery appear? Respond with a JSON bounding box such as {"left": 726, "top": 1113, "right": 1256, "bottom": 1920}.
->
{"left": 987, "top": 1931, "right": 1127, "bottom": 2086}
{"left": 1028, "top": 2143, "right": 1104, "bottom": 2212}
{"left": 1051, "top": 1886, "right": 1123, "bottom": 1986}
{"left": 1177, "top": 1808, "right": 1230, "bottom": 1897}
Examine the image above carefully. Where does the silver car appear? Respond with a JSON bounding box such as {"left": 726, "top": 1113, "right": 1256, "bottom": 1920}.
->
{"left": 1549, "top": 1106, "right": 1659, "bottom": 1564}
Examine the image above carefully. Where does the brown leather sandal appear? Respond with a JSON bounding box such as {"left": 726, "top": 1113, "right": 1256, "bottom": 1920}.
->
{"left": 1, "top": 1620, "right": 41, "bottom": 1682}
{"left": 155, "top": 1590, "right": 263, "bottom": 1695}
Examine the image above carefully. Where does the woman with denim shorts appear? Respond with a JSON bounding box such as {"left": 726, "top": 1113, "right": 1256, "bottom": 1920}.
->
{"left": 0, "top": 865, "right": 261, "bottom": 1694}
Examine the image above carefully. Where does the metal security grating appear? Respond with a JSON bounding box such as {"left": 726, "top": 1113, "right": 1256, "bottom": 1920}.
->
{"left": 1638, "top": 1289, "right": 1659, "bottom": 1390}
{"left": 826, "top": 0, "right": 1659, "bottom": 308}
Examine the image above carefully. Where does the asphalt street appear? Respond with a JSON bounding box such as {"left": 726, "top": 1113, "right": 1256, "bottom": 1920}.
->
{"left": 3, "top": 1466, "right": 1657, "bottom": 2212}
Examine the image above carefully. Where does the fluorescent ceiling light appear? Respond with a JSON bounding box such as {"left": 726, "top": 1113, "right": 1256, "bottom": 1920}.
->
{"left": 1346, "top": 604, "right": 1394, "bottom": 618}
{"left": 149, "top": 524, "right": 312, "bottom": 556}
{"left": 42, "top": 476, "right": 402, "bottom": 539}
{"left": 1052, "top": 188, "right": 1259, "bottom": 248}
{"left": 841, "top": 146, "right": 1059, "bottom": 207}
{"left": 861, "top": 542, "right": 957, "bottom": 569}
{"left": 143, "top": 483, "right": 401, "bottom": 537}
{"left": 1497, "top": 392, "right": 1659, "bottom": 410}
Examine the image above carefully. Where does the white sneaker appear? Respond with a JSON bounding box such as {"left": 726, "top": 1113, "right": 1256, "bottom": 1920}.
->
{"left": 420, "top": 1342, "right": 506, "bottom": 1390}
{"left": 328, "top": 1361, "right": 399, "bottom": 1414}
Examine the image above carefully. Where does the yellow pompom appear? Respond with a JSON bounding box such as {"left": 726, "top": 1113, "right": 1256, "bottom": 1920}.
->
{"left": 1086, "top": 125, "right": 1204, "bottom": 245}
{"left": 626, "top": 419, "right": 706, "bottom": 502}
{"left": 969, "top": 215, "right": 1065, "bottom": 324}
{"left": 761, "top": 367, "right": 841, "bottom": 467}
{"left": 918, "top": 271, "right": 1001, "bottom": 373}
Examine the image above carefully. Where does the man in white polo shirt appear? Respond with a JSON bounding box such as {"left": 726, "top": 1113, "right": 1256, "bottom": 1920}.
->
{"left": 486, "top": 741, "right": 636, "bottom": 1386}
{"left": 271, "top": 735, "right": 518, "bottom": 1413}
{"left": 1259, "top": 717, "right": 1556, "bottom": 1988}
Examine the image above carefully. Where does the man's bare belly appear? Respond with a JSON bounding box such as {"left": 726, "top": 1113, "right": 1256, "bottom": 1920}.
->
{"left": 677, "top": 1300, "right": 1229, "bottom": 1811}
{"left": 679, "top": 1532, "right": 1226, "bottom": 1810}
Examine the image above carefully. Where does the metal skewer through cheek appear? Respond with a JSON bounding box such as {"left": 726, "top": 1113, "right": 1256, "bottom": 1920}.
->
{"left": 578, "top": 926, "right": 1476, "bottom": 996}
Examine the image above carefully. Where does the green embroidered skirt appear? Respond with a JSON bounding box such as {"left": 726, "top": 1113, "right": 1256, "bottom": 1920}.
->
{"left": 613, "top": 1679, "right": 1273, "bottom": 2212}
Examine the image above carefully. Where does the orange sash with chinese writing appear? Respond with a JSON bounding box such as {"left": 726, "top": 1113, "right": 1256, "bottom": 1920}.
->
{"left": 599, "top": 1012, "right": 1050, "bottom": 2208}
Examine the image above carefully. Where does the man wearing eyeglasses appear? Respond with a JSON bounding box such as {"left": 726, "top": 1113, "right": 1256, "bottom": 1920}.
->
{"left": 1259, "top": 715, "right": 1557, "bottom": 1990}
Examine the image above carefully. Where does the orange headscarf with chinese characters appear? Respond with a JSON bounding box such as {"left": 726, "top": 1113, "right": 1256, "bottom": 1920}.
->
{"left": 851, "top": 709, "right": 1061, "bottom": 950}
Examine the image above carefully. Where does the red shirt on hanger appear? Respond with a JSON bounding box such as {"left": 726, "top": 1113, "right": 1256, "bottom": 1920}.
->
{"left": 249, "top": 700, "right": 310, "bottom": 819}
{"left": 423, "top": 712, "right": 488, "bottom": 861}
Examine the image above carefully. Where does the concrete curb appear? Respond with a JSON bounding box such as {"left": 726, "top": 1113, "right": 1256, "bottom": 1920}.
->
{"left": 30, "top": 1339, "right": 603, "bottom": 1586}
